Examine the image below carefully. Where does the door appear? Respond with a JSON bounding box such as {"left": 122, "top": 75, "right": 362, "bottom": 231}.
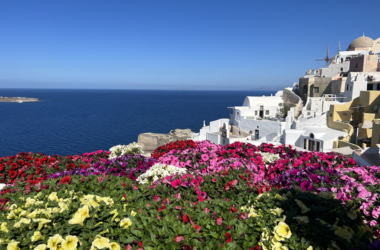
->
{"left": 260, "top": 106, "right": 264, "bottom": 118}
{"left": 255, "top": 130, "right": 259, "bottom": 140}
{"left": 316, "top": 141, "right": 320, "bottom": 152}
{"left": 308, "top": 140, "right": 315, "bottom": 151}
{"left": 304, "top": 139, "right": 307, "bottom": 149}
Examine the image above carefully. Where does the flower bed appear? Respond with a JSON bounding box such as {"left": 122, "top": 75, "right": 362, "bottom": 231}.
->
{"left": 0, "top": 140, "right": 380, "bottom": 249}
{"left": 0, "top": 151, "right": 109, "bottom": 185}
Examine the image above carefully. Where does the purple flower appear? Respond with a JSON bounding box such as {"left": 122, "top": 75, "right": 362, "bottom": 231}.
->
{"left": 300, "top": 181, "right": 310, "bottom": 191}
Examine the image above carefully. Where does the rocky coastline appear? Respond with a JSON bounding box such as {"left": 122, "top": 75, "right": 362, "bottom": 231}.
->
{"left": 0, "top": 97, "right": 39, "bottom": 102}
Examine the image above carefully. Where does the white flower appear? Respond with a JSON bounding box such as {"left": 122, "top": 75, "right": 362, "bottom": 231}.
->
{"left": 108, "top": 143, "right": 148, "bottom": 159}
{"left": 136, "top": 163, "right": 187, "bottom": 185}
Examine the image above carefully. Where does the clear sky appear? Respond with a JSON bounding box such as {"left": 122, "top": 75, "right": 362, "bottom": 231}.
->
{"left": 0, "top": 0, "right": 379, "bottom": 90}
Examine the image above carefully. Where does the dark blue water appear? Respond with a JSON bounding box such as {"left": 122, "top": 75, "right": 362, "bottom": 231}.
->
{"left": 0, "top": 89, "right": 274, "bottom": 157}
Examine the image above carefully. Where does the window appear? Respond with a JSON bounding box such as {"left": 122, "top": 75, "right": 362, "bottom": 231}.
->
{"left": 377, "top": 84, "right": 380, "bottom": 90}
{"left": 367, "top": 84, "right": 374, "bottom": 90}
{"left": 350, "top": 86, "right": 352, "bottom": 91}
{"left": 314, "top": 87, "right": 319, "bottom": 93}
{"left": 265, "top": 110, "right": 269, "bottom": 115}
{"left": 307, "top": 112, "right": 310, "bottom": 115}
{"left": 355, "top": 63, "right": 358, "bottom": 68}
{"left": 329, "top": 113, "right": 332, "bottom": 117}
{"left": 236, "top": 112, "right": 239, "bottom": 115}
{"left": 255, "top": 111, "right": 258, "bottom": 116}
{"left": 347, "top": 84, "right": 349, "bottom": 91}
{"left": 260, "top": 106, "right": 264, "bottom": 111}
{"left": 310, "top": 133, "right": 314, "bottom": 139}
{"left": 340, "top": 68, "right": 343, "bottom": 72}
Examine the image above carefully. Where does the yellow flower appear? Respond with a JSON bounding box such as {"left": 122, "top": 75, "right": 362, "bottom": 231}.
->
{"left": 7, "top": 210, "right": 17, "bottom": 220}
{"left": 9, "top": 204, "right": 17, "bottom": 210}
{"left": 31, "top": 231, "right": 44, "bottom": 242}
{"left": 347, "top": 210, "right": 357, "bottom": 220}
{"left": 33, "top": 218, "right": 51, "bottom": 230}
{"left": 270, "top": 207, "right": 284, "bottom": 217}
{"left": 110, "top": 209, "right": 119, "bottom": 221}
{"left": 68, "top": 205, "right": 90, "bottom": 226}
{"left": 275, "top": 215, "right": 286, "bottom": 223}
{"left": 13, "top": 218, "right": 31, "bottom": 228}
{"left": 1, "top": 222, "right": 8, "bottom": 232}
{"left": 34, "top": 244, "right": 47, "bottom": 250}
{"left": 61, "top": 235, "right": 79, "bottom": 250}
{"left": 293, "top": 216, "right": 309, "bottom": 224}
{"left": 25, "top": 197, "right": 36, "bottom": 207}
{"left": 81, "top": 195, "right": 99, "bottom": 208}
{"left": 274, "top": 222, "right": 292, "bottom": 239}
{"left": 334, "top": 226, "right": 354, "bottom": 242}
{"left": 319, "top": 192, "right": 336, "bottom": 199}
{"left": 7, "top": 241, "right": 20, "bottom": 250}
{"left": 274, "top": 194, "right": 282, "bottom": 200}
{"left": 47, "top": 234, "right": 63, "bottom": 250}
{"left": 306, "top": 246, "right": 313, "bottom": 250}
{"left": 270, "top": 236, "right": 282, "bottom": 248}
{"left": 131, "top": 210, "right": 137, "bottom": 217}
{"left": 92, "top": 237, "right": 110, "bottom": 249}
{"left": 48, "top": 192, "right": 60, "bottom": 202}
{"left": 294, "top": 199, "right": 311, "bottom": 214}
{"left": 109, "top": 242, "right": 121, "bottom": 250}
{"left": 330, "top": 241, "right": 341, "bottom": 250}
{"left": 261, "top": 228, "right": 270, "bottom": 241}
{"left": 120, "top": 218, "right": 132, "bottom": 229}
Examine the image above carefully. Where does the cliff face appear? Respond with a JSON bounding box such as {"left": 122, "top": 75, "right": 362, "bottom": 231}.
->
{"left": 137, "top": 129, "right": 194, "bottom": 152}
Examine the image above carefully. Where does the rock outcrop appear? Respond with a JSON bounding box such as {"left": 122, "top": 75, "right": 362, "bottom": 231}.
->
{"left": 137, "top": 129, "right": 194, "bottom": 152}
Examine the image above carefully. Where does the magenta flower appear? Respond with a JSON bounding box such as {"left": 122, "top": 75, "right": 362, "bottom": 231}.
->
{"left": 201, "top": 154, "right": 209, "bottom": 162}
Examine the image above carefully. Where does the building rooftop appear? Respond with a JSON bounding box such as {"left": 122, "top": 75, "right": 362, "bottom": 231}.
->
{"left": 347, "top": 35, "right": 373, "bottom": 51}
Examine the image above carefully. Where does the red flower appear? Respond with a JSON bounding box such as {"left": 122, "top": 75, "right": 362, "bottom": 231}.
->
{"left": 121, "top": 183, "right": 127, "bottom": 187}
{"left": 227, "top": 225, "right": 232, "bottom": 230}
{"left": 225, "top": 232, "right": 232, "bottom": 243}
{"left": 174, "top": 236, "right": 185, "bottom": 243}
{"left": 216, "top": 217, "right": 222, "bottom": 225}
{"left": 138, "top": 241, "right": 143, "bottom": 248}
{"left": 9, "top": 171, "right": 17, "bottom": 179}
{"left": 239, "top": 213, "right": 249, "bottom": 220}
{"left": 204, "top": 207, "right": 210, "bottom": 214}
{"left": 158, "top": 206, "right": 167, "bottom": 212}
{"left": 126, "top": 245, "right": 132, "bottom": 250}
{"left": 183, "top": 214, "right": 190, "bottom": 223}
{"left": 0, "top": 164, "right": 4, "bottom": 171}
{"left": 193, "top": 224, "right": 201, "bottom": 232}
{"left": 60, "top": 176, "right": 71, "bottom": 185}
{"left": 250, "top": 246, "right": 262, "bottom": 250}
{"left": 230, "top": 206, "right": 237, "bottom": 213}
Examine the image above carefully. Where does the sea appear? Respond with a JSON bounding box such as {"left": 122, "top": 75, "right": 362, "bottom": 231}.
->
{"left": 0, "top": 89, "right": 274, "bottom": 157}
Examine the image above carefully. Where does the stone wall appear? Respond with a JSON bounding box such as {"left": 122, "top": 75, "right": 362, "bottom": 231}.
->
{"left": 137, "top": 129, "right": 194, "bottom": 152}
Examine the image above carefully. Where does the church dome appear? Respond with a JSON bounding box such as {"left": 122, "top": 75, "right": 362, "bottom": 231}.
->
{"left": 347, "top": 35, "right": 374, "bottom": 51}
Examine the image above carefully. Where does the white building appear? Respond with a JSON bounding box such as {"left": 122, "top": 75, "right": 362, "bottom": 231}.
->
{"left": 343, "top": 72, "right": 380, "bottom": 101}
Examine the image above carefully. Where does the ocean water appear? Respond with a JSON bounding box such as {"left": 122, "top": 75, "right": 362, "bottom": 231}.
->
{"left": 0, "top": 89, "right": 274, "bottom": 157}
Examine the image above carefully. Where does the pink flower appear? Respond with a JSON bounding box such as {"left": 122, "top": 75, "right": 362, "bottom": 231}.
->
{"left": 201, "top": 154, "right": 209, "bottom": 161}
{"left": 171, "top": 179, "right": 182, "bottom": 189}
{"left": 216, "top": 217, "right": 222, "bottom": 225}
{"left": 153, "top": 195, "right": 161, "bottom": 202}
{"left": 372, "top": 206, "right": 380, "bottom": 219}
{"left": 369, "top": 220, "right": 377, "bottom": 227}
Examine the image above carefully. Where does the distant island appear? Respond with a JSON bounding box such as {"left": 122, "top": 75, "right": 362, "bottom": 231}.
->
{"left": 0, "top": 97, "right": 39, "bottom": 103}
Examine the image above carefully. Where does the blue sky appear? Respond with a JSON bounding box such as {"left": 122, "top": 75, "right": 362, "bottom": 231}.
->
{"left": 0, "top": 0, "right": 379, "bottom": 90}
